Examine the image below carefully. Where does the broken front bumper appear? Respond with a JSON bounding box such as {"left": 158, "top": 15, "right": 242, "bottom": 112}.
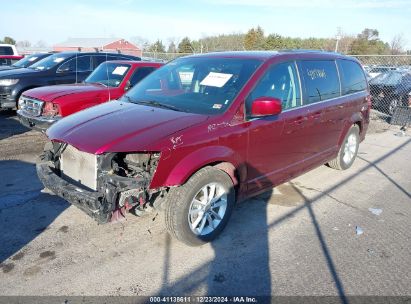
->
{"left": 36, "top": 162, "right": 112, "bottom": 223}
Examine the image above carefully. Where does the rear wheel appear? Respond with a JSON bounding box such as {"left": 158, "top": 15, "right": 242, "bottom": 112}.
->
{"left": 328, "top": 125, "right": 360, "bottom": 170}
{"left": 165, "top": 166, "right": 235, "bottom": 246}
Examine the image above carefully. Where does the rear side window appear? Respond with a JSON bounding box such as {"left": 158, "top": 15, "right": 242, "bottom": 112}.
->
{"left": 299, "top": 60, "right": 340, "bottom": 104}
{"left": 129, "top": 67, "right": 156, "bottom": 86}
{"left": 94, "top": 56, "right": 108, "bottom": 67}
{"left": 337, "top": 59, "right": 367, "bottom": 95}
{"left": 0, "top": 46, "right": 14, "bottom": 55}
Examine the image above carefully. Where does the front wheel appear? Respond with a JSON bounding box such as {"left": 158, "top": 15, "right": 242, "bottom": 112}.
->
{"left": 328, "top": 125, "right": 360, "bottom": 170}
{"left": 165, "top": 166, "right": 235, "bottom": 246}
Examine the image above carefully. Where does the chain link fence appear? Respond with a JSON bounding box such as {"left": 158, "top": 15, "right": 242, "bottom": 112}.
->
{"left": 142, "top": 52, "right": 191, "bottom": 62}
{"left": 353, "top": 55, "right": 411, "bottom": 119}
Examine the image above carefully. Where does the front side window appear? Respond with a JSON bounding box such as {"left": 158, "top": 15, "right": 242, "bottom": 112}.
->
{"left": 85, "top": 62, "right": 131, "bottom": 87}
{"left": 299, "top": 60, "right": 340, "bottom": 104}
{"left": 122, "top": 57, "right": 262, "bottom": 115}
{"left": 246, "top": 61, "right": 301, "bottom": 113}
{"left": 57, "top": 56, "right": 92, "bottom": 73}
{"left": 337, "top": 59, "right": 367, "bottom": 95}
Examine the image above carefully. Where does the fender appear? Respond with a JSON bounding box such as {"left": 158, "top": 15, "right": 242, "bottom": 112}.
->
{"left": 150, "top": 145, "right": 243, "bottom": 188}
{"left": 337, "top": 112, "right": 363, "bottom": 147}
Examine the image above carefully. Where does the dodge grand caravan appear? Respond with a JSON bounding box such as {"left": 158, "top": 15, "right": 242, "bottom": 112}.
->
{"left": 37, "top": 51, "right": 370, "bottom": 246}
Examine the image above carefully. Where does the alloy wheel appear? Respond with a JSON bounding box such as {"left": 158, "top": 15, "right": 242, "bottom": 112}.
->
{"left": 188, "top": 183, "right": 228, "bottom": 236}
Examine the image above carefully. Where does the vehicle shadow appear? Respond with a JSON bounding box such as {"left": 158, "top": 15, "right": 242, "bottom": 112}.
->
{"left": 156, "top": 138, "right": 411, "bottom": 300}
{"left": 157, "top": 168, "right": 273, "bottom": 298}
{"left": 0, "top": 160, "right": 68, "bottom": 264}
{"left": 0, "top": 110, "right": 30, "bottom": 140}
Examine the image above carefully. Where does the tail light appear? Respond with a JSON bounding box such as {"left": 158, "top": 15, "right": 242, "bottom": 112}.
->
{"left": 42, "top": 102, "right": 60, "bottom": 117}
{"left": 366, "top": 95, "right": 372, "bottom": 108}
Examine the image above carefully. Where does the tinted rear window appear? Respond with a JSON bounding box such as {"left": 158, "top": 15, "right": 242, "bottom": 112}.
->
{"left": 0, "top": 46, "right": 14, "bottom": 55}
{"left": 337, "top": 59, "right": 367, "bottom": 95}
{"left": 299, "top": 60, "right": 340, "bottom": 104}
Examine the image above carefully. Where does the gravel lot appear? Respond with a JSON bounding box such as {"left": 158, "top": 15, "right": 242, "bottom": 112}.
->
{"left": 0, "top": 110, "right": 410, "bottom": 298}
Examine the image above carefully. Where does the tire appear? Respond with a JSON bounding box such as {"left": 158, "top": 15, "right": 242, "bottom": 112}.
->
{"left": 165, "top": 166, "right": 235, "bottom": 246}
{"left": 328, "top": 125, "right": 360, "bottom": 170}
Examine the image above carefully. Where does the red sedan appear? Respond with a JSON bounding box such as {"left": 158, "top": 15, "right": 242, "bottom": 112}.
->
{"left": 17, "top": 60, "right": 163, "bottom": 131}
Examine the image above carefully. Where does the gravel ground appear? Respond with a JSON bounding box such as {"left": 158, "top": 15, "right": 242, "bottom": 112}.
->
{"left": 0, "top": 110, "right": 410, "bottom": 298}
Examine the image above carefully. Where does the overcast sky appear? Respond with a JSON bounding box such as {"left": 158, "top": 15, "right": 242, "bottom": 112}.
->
{"left": 1, "top": 0, "right": 410, "bottom": 49}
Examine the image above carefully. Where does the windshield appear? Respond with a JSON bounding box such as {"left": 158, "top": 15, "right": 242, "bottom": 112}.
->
{"left": 85, "top": 62, "right": 131, "bottom": 87}
{"left": 370, "top": 71, "right": 404, "bottom": 86}
{"left": 29, "top": 53, "right": 73, "bottom": 71}
{"left": 122, "top": 57, "right": 262, "bottom": 115}
{"left": 12, "top": 54, "right": 46, "bottom": 68}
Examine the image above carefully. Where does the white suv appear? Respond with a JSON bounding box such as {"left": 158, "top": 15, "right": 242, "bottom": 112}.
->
{"left": 0, "top": 44, "right": 18, "bottom": 56}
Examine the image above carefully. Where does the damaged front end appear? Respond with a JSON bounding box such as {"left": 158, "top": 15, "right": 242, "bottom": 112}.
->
{"left": 37, "top": 141, "right": 162, "bottom": 223}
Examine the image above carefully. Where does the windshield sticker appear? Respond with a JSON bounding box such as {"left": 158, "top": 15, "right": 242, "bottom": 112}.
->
{"left": 112, "top": 66, "right": 128, "bottom": 75}
{"left": 28, "top": 57, "right": 38, "bottom": 62}
{"left": 307, "top": 69, "right": 326, "bottom": 80}
{"left": 200, "top": 72, "right": 233, "bottom": 88}
{"left": 179, "top": 71, "right": 194, "bottom": 84}
{"left": 212, "top": 104, "right": 222, "bottom": 109}
{"left": 53, "top": 57, "right": 65, "bottom": 63}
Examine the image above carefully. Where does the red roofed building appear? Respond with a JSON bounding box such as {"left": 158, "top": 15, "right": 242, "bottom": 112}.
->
{"left": 53, "top": 38, "right": 142, "bottom": 57}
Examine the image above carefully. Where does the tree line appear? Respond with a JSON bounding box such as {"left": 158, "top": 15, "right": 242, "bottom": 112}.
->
{"left": 142, "top": 27, "right": 408, "bottom": 55}
{"left": 3, "top": 26, "right": 409, "bottom": 55}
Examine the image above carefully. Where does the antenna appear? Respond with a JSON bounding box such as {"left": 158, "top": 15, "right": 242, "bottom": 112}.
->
{"left": 105, "top": 52, "right": 111, "bottom": 101}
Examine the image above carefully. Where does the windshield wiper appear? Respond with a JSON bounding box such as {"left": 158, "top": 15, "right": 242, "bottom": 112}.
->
{"left": 91, "top": 81, "right": 107, "bottom": 87}
{"left": 133, "top": 100, "right": 181, "bottom": 112}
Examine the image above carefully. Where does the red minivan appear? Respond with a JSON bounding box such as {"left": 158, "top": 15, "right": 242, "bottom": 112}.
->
{"left": 17, "top": 61, "right": 162, "bottom": 131}
{"left": 37, "top": 51, "right": 370, "bottom": 246}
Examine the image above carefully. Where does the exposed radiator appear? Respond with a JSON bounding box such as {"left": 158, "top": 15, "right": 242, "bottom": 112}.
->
{"left": 60, "top": 145, "right": 97, "bottom": 191}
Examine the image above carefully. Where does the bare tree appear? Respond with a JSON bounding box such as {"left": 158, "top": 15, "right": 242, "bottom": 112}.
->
{"left": 16, "top": 40, "right": 31, "bottom": 48}
{"left": 130, "top": 36, "right": 150, "bottom": 50}
{"left": 390, "top": 34, "right": 406, "bottom": 55}
{"left": 35, "top": 40, "right": 47, "bottom": 48}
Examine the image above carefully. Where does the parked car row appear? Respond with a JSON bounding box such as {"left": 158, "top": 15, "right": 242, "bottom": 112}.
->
{"left": 29, "top": 50, "right": 371, "bottom": 246}
{"left": 0, "top": 52, "right": 140, "bottom": 110}
{"left": 369, "top": 70, "right": 411, "bottom": 115}
{"left": 17, "top": 60, "right": 162, "bottom": 131}
{"left": 0, "top": 53, "right": 52, "bottom": 71}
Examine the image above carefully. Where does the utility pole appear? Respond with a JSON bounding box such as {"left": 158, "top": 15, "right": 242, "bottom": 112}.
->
{"left": 335, "top": 27, "right": 342, "bottom": 52}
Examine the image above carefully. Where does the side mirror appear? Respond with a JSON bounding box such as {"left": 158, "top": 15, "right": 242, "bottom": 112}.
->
{"left": 251, "top": 97, "right": 282, "bottom": 117}
{"left": 57, "top": 66, "right": 73, "bottom": 74}
{"left": 124, "top": 80, "right": 131, "bottom": 91}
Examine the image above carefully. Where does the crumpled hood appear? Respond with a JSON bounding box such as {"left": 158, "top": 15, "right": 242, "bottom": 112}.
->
{"left": 47, "top": 101, "right": 209, "bottom": 154}
{"left": 23, "top": 83, "right": 106, "bottom": 102}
